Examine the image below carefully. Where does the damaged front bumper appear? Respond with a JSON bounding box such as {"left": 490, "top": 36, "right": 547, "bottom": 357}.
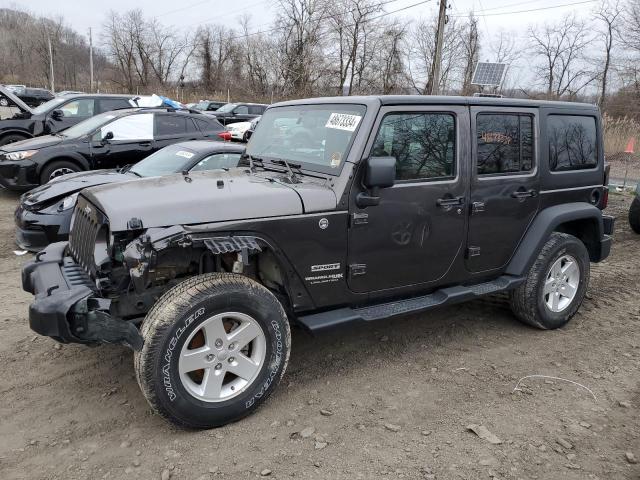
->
{"left": 22, "top": 242, "right": 143, "bottom": 350}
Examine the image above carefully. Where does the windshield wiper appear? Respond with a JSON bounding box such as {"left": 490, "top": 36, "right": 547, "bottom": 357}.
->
{"left": 241, "top": 153, "right": 264, "bottom": 172}
{"left": 271, "top": 159, "right": 301, "bottom": 182}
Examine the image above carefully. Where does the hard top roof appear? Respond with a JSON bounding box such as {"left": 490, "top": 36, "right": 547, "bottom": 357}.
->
{"left": 273, "top": 95, "right": 598, "bottom": 111}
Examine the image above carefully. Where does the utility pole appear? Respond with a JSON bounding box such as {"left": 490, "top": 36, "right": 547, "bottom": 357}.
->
{"left": 89, "top": 27, "right": 94, "bottom": 92}
{"left": 430, "top": 0, "right": 448, "bottom": 96}
{"left": 47, "top": 34, "right": 55, "bottom": 94}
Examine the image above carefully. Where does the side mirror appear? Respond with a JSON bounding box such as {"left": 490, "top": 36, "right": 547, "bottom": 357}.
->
{"left": 101, "top": 131, "right": 114, "bottom": 143}
{"left": 51, "top": 109, "right": 64, "bottom": 120}
{"left": 357, "top": 156, "right": 396, "bottom": 208}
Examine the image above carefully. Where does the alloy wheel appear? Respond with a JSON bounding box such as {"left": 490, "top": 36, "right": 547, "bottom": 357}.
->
{"left": 178, "top": 312, "right": 266, "bottom": 402}
{"left": 543, "top": 255, "right": 580, "bottom": 313}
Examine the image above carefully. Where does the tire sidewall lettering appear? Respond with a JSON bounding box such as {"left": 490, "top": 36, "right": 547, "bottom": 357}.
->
{"left": 162, "top": 306, "right": 205, "bottom": 402}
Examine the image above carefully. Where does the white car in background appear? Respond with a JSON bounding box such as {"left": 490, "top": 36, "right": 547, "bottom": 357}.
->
{"left": 226, "top": 115, "right": 261, "bottom": 142}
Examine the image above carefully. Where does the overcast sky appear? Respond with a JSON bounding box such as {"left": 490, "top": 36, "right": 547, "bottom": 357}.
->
{"left": 3, "top": 0, "right": 596, "bottom": 42}
{"left": 2, "top": 0, "right": 598, "bottom": 89}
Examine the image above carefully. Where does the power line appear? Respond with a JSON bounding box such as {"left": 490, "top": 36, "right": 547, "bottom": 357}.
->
{"left": 155, "top": 0, "right": 211, "bottom": 18}
{"left": 450, "top": 0, "right": 598, "bottom": 17}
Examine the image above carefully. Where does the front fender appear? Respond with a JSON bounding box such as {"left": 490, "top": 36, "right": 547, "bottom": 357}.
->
{"left": 506, "top": 203, "right": 605, "bottom": 277}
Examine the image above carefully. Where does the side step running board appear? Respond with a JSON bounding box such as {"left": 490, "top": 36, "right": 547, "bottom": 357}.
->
{"left": 298, "top": 275, "right": 524, "bottom": 332}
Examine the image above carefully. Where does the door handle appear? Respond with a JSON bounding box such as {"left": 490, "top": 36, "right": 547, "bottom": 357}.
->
{"left": 436, "top": 196, "right": 465, "bottom": 207}
{"left": 138, "top": 141, "right": 152, "bottom": 147}
{"left": 511, "top": 189, "right": 538, "bottom": 199}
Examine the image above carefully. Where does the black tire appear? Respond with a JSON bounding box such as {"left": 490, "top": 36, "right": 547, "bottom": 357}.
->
{"left": 134, "top": 273, "right": 291, "bottom": 429}
{"left": 0, "top": 134, "right": 28, "bottom": 146}
{"left": 509, "top": 232, "right": 590, "bottom": 330}
{"left": 629, "top": 196, "right": 640, "bottom": 234}
{"left": 39, "top": 160, "right": 81, "bottom": 185}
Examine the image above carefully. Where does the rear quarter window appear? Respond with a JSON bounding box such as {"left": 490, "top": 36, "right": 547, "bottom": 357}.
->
{"left": 548, "top": 115, "right": 598, "bottom": 171}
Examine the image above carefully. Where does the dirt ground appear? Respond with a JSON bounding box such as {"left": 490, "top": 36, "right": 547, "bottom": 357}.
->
{"left": 0, "top": 189, "right": 639, "bottom": 480}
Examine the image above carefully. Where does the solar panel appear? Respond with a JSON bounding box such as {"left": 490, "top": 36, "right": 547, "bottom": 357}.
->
{"left": 471, "top": 63, "right": 508, "bottom": 87}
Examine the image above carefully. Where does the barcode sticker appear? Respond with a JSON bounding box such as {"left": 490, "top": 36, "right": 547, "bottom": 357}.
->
{"left": 325, "top": 113, "right": 362, "bottom": 132}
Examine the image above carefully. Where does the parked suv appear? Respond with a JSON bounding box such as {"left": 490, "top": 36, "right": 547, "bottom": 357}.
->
{"left": 0, "top": 107, "right": 225, "bottom": 190}
{"left": 210, "top": 102, "right": 267, "bottom": 125}
{"left": 0, "top": 85, "right": 134, "bottom": 146}
{"left": 22, "top": 96, "right": 613, "bottom": 429}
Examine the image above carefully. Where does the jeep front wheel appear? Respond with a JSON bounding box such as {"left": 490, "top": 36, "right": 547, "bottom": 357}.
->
{"left": 509, "top": 232, "right": 589, "bottom": 330}
{"left": 134, "top": 273, "right": 291, "bottom": 429}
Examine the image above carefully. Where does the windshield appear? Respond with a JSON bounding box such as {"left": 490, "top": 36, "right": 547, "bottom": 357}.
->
{"left": 193, "top": 101, "right": 209, "bottom": 111}
{"left": 216, "top": 103, "right": 237, "bottom": 113}
{"left": 130, "top": 144, "right": 197, "bottom": 177}
{"left": 57, "top": 112, "right": 117, "bottom": 138}
{"left": 246, "top": 104, "right": 366, "bottom": 174}
{"left": 32, "top": 97, "right": 66, "bottom": 115}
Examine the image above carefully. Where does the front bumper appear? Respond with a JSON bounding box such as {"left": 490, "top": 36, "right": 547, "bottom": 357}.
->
{"left": 0, "top": 159, "right": 39, "bottom": 191}
{"left": 22, "top": 242, "right": 143, "bottom": 349}
{"left": 15, "top": 203, "right": 72, "bottom": 251}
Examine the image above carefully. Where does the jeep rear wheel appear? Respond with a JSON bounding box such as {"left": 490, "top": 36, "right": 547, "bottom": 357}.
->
{"left": 509, "top": 232, "right": 590, "bottom": 330}
{"left": 134, "top": 273, "right": 291, "bottom": 429}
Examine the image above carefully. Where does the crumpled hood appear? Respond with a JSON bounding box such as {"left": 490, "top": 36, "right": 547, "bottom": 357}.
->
{"left": 1, "top": 134, "right": 62, "bottom": 152}
{"left": 82, "top": 169, "right": 337, "bottom": 231}
{"left": 22, "top": 169, "right": 132, "bottom": 207}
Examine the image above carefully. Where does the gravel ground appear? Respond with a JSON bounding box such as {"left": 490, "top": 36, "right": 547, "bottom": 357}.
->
{"left": 0, "top": 189, "right": 639, "bottom": 480}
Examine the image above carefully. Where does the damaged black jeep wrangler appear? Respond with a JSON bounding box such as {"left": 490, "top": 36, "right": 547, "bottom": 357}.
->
{"left": 23, "top": 96, "right": 614, "bottom": 428}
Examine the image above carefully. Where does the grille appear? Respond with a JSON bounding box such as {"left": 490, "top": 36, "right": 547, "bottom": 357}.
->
{"left": 68, "top": 196, "right": 107, "bottom": 277}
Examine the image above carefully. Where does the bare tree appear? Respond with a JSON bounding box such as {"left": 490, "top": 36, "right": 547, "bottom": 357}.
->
{"left": 528, "top": 15, "right": 596, "bottom": 99}
{"left": 460, "top": 14, "right": 479, "bottom": 96}
{"left": 408, "top": 15, "right": 465, "bottom": 94}
{"left": 594, "top": 0, "right": 622, "bottom": 109}
{"left": 326, "top": 0, "right": 383, "bottom": 95}
{"left": 274, "top": 0, "right": 328, "bottom": 97}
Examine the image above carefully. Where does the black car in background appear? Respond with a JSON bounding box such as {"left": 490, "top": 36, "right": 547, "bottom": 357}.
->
{"left": 0, "top": 85, "right": 134, "bottom": 146}
{"left": 193, "top": 100, "right": 226, "bottom": 112}
{"left": 15, "top": 87, "right": 54, "bottom": 107}
{"left": 210, "top": 102, "right": 268, "bottom": 125}
{"left": 0, "top": 107, "right": 226, "bottom": 191}
{"left": 15, "top": 141, "right": 244, "bottom": 250}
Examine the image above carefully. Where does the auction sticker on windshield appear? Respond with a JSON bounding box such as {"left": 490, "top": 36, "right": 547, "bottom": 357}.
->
{"left": 175, "top": 151, "right": 195, "bottom": 159}
{"left": 325, "top": 113, "right": 362, "bottom": 132}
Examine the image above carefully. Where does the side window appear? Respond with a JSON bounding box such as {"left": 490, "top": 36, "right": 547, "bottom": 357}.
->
{"left": 100, "top": 113, "right": 153, "bottom": 141}
{"left": 60, "top": 99, "right": 94, "bottom": 118}
{"left": 372, "top": 112, "right": 456, "bottom": 181}
{"left": 548, "top": 115, "right": 597, "bottom": 171}
{"left": 195, "top": 118, "right": 221, "bottom": 132}
{"left": 476, "top": 114, "right": 534, "bottom": 175}
{"left": 249, "top": 106, "right": 263, "bottom": 115}
{"left": 155, "top": 115, "right": 187, "bottom": 136}
{"left": 234, "top": 105, "right": 249, "bottom": 115}
{"left": 186, "top": 118, "right": 199, "bottom": 133}
{"left": 99, "top": 98, "right": 131, "bottom": 113}
{"left": 191, "top": 153, "right": 242, "bottom": 172}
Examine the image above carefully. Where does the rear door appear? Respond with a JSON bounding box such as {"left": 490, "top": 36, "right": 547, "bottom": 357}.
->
{"left": 466, "top": 107, "right": 540, "bottom": 273}
{"left": 154, "top": 114, "right": 190, "bottom": 150}
{"left": 97, "top": 97, "right": 133, "bottom": 113}
{"left": 348, "top": 105, "right": 469, "bottom": 293}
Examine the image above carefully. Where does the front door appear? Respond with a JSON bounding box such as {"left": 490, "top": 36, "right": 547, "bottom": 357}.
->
{"left": 466, "top": 107, "right": 540, "bottom": 273}
{"left": 90, "top": 113, "right": 155, "bottom": 169}
{"left": 348, "top": 106, "right": 469, "bottom": 293}
{"left": 46, "top": 98, "right": 96, "bottom": 133}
